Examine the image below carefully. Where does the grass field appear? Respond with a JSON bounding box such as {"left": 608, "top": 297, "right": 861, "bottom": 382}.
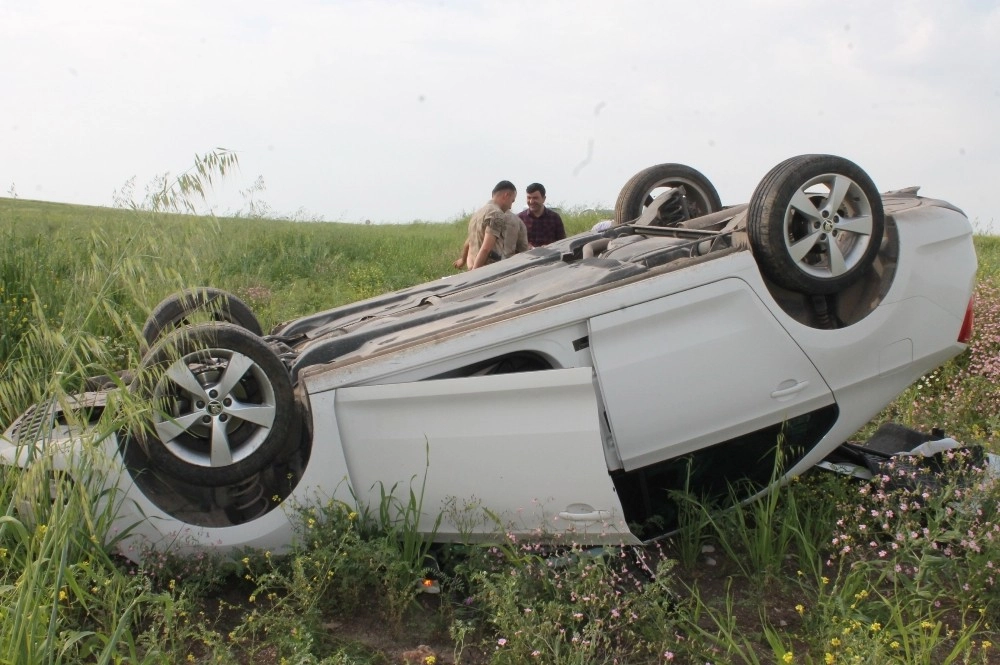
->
{"left": 2, "top": 194, "right": 999, "bottom": 664}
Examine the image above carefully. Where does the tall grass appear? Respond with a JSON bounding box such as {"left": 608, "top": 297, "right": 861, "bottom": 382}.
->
{"left": 0, "top": 155, "right": 252, "bottom": 663}
{"left": 0, "top": 243, "right": 185, "bottom": 662}
{"left": 1, "top": 190, "right": 999, "bottom": 663}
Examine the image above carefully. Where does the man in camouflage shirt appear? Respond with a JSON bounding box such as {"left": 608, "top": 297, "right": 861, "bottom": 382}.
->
{"left": 454, "top": 181, "right": 521, "bottom": 270}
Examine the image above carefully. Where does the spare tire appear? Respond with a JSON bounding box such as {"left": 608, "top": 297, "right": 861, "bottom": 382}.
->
{"left": 141, "top": 287, "right": 262, "bottom": 350}
{"left": 614, "top": 163, "right": 722, "bottom": 226}
{"left": 747, "top": 154, "right": 884, "bottom": 295}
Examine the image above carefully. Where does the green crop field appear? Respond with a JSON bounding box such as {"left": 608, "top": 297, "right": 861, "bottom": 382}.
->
{"left": 2, "top": 193, "right": 1000, "bottom": 664}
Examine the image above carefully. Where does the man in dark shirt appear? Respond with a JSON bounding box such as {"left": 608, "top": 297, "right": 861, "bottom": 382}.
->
{"left": 518, "top": 182, "right": 566, "bottom": 247}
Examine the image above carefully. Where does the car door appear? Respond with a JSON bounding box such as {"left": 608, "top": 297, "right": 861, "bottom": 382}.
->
{"left": 589, "top": 277, "right": 835, "bottom": 471}
{"left": 327, "top": 367, "right": 636, "bottom": 544}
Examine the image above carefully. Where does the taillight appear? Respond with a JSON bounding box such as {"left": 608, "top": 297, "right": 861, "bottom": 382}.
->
{"left": 958, "top": 296, "right": 975, "bottom": 344}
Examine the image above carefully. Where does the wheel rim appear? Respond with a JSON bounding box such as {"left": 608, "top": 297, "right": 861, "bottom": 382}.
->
{"left": 782, "top": 172, "right": 876, "bottom": 280}
{"left": 640, "top": 176, "right": 715, "bottom": 219}
{"left": 151, "top": 347, "right": 277, "bottom": 468}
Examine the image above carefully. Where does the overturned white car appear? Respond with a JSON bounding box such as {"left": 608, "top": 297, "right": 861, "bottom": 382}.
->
{"left": 1, "top": 155, "right": 978, "bottom": 559}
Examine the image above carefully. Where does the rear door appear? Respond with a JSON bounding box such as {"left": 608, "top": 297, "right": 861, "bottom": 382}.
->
{"left": 589, "top": 278, "right": 835, "bottom": 470}
{"left": 330, "top": 367, "right": 635, "bottom": 544}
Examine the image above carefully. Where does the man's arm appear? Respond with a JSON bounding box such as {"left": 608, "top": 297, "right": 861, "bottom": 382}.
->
{"left": 454, "top": 240, "right": 469, "bottom": 269}
{"left": 470, "top": 232, "right": 498, "bottom": 269}
{"left": 470, "top": 209, "right": 506, "bottom": 269}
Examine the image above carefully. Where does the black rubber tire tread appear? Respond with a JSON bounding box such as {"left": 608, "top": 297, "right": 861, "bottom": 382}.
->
{"left": 747, "top": 154, "right": 885, "bottom": 295}
{"left": 141, "top": 287, "right": 263, "bottom": 350}
{"left": 613, "top": 163, "right": 722, "bottom": 226}
{"left": 134, "top": 322, "right": 299, "bottom": 486}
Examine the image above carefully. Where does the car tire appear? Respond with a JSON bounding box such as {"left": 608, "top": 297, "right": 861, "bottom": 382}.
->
{"left": 614, "top": 163, "right": 722, "bottom": 226}
{"left": 134, "top": 322, "right": 299, "bottom": 486}
{"left": 747, "top": 154, "right": 885, "bottom": 295}
{"left": 141, "top": 287, "right": 263, "bottom": 350}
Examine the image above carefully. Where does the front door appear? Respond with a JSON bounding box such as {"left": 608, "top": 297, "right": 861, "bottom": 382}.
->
{"left": 589, "top": 277, "right": 835, "bottom": 471}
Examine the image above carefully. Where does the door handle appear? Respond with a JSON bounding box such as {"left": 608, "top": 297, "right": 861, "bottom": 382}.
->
{"left": 558, "top": 504, "right": 611, "bottom": 523}
{"left": 770, "top": 380, "right": 809, "bottom": 399}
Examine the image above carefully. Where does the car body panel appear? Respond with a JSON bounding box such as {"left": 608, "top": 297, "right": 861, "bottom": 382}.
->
{"left": 589, "top": 277, "right": 835, "bottom": 471}
{"left": 299, "top": 250, "right": 750, "bottom": 394}
{"left": 0, "top": 428, "right": 305, "bottom": 557}
{"left": 327, "top": 367, "right": 635, "bottom": 542}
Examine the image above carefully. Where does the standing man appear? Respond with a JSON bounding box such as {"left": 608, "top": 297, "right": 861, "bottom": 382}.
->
{"left": 518, "top": 183, "right": 566, "bottom": 247}
{"left": 454, "top": 181, "right": 518, "bottom": 270}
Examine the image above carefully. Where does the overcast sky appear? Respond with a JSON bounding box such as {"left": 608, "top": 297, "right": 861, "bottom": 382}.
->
{"left": 2, "top": 1, "right": 998, "bottom": 229}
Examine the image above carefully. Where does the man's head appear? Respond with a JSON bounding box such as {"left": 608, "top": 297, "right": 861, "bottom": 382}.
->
{"left": 525, "top": 182, "right": 546, "bottom": 217}
{"left": 491, "top": 180, "right": 517, "bottom": 211}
